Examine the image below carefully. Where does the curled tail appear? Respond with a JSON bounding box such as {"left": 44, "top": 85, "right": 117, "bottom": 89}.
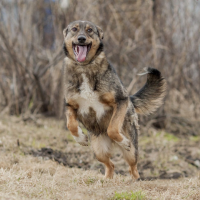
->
{"left": 130, "top": 67, "right": 166, "bottom": 115}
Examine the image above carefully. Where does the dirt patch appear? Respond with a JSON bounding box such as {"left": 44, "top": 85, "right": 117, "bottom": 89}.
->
{"left": 28, "top": 147, "right": 93, "bottom": 170}
{"left": 27, "top": 144, "right": 200, "bottom": 180}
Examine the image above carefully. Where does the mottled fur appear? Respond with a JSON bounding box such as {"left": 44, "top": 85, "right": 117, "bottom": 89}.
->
{"left": 130, "top": 68, "right": 166, "bottom": 115}
{"left": 62, "top": 20, "right": 166, "bottom": 180}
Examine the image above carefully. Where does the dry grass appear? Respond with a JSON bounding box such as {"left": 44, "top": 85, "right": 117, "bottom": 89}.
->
{"left": 0, "top": 115, "right": 200, "bottom": 200}
{"left": 0, "top": 154, "right": 200, "bottom": 200}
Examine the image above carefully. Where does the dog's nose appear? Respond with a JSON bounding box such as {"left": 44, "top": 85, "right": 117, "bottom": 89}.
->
{"left": 78, "top": 35, "right": 86, "bottom": 43}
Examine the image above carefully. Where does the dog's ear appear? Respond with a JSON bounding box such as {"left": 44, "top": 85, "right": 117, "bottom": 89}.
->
{"left": 63, "top": 27, "right": 69, "bottom": 38}
{"left": 96, "top": 25, "right": 104, "bottom": 40}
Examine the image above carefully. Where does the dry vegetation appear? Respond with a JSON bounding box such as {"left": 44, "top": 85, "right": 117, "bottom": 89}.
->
{"left": 0, "top": 115, "right": 200, "bottom": 199}
{"left": 0, "top": 155, "right": 199, "bottom": 200}
{"left": 0, "top": 0, "right": 200, "bottom": 199}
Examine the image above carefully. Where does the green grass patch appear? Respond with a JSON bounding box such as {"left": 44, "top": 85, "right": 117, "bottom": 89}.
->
{"left": 140, "top": 132, "right": 180, "bottom": 145}
{"left": 139, "top": 136, "right": 151, "bottom": 145}
{"left": 66, "top": 133, "right": 75, "bottom": 142}
{"left": 164, "top": 133, "right": 179, "bottom": 142}
{"left": 190, "top": 136, "right": 200, "bottom": 142}
{"left": 31, "top": 138, "right": 46, "bottom": 148}
{"left": 28, "top": 99, "right": 33, "bottom": 109}
{"left": 84, "top": 177, "right": 97, "bottom": 185}
{"left": 155, "top": 132, "right": 179, "bottom": 142}
{"left": 111, "top": 191, "right": 146, "bottom": 200}
{"left": 81, "top": 127, "right": 88, "bottom": 134}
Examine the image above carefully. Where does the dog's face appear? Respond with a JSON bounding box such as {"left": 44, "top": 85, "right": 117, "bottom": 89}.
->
{"left": 63, "top": 21, "right": 104, "bottom": 64}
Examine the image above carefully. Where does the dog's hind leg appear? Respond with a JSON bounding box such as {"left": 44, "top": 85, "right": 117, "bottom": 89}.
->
{"left": 120, "top": 123, "right": 140, "bottom": 180}
{"left": 91, "top": 134, "right": 114, "bottom": 179}
{"left": 121, "top": 145, "right": 140, "bottom": 180}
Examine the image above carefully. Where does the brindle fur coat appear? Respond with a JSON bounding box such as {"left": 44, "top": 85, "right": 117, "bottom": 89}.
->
{"left": 62, "top": 20, "right": 166, "bottom": 179}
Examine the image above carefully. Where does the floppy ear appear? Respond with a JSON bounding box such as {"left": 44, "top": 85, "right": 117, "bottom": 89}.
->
{"left": 96, "top": 25, "right": 104, "bottom": 40}
{"left": 63, "top": 27, "right": 69, "bottom": 38}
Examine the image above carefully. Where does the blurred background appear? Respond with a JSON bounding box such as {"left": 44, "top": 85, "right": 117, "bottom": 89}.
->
{"left": 0, "top": 0, "right": 200, "bottom": 135}
{"left": 0, "top": 0, "right": 200, "bottom": 184}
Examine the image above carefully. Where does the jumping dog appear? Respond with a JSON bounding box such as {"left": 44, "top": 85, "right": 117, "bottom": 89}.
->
{"left": 62, "top": 20, "right": 166, "bottom": 179}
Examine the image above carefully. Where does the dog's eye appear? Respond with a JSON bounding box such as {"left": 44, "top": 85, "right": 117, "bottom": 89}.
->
{"left": 87, "top": 28, "right": 92, "bottom": 33}
{"left": 72, "top": 27, "right": 77, "bottom": 32}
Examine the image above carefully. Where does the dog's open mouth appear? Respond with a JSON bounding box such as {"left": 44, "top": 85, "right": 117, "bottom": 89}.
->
{"left": 73, "top": 43, "right": 92, "bottom": 62}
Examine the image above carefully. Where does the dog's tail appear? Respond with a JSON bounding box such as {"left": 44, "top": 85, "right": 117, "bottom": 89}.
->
{"left": 130, "top": 67, "right": 166, "bottom": 115}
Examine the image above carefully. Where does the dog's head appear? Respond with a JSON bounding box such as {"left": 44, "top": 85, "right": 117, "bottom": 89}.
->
{"left": 63, "top": 21, "right": 104, "bottom": 64}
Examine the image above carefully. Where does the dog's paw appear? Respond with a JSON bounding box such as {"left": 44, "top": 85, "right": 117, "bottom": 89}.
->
{"left": 73, "top": 127, "right": 88, "bottom": 146}
{"left": 116, "top": 134, "right": 131, "bottom": 151}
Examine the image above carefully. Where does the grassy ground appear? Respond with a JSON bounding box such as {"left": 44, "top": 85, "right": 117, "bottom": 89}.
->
{"left": 0, "top": 115, "right": 199, "bottom": 200}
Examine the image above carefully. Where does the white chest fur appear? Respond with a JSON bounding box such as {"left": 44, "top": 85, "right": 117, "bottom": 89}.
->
{"left": 74, "top": 74, "right": 108, "bottom": 120}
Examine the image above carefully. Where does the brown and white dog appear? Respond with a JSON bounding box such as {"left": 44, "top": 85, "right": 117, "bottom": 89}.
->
{"left": 62, "top": 20, "right": 166, "bottom": 180}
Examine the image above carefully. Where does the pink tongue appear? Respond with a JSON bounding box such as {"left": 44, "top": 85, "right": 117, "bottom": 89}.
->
{"left": 77, "top": 46, "right": 87, "bottom": 62}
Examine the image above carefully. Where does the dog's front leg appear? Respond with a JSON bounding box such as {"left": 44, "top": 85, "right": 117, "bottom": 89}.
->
{"left": 66, "top": 106, "right": 88, "bottom": 146}
{"left": 107, "top": 98, "right": 131, "bottom": 151}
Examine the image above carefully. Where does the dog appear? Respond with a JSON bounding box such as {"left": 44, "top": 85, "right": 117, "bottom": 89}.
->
{"left": 62, "top": 20, "right": 166, "bottom": 180}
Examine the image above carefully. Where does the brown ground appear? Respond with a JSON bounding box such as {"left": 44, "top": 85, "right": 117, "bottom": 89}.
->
{"left": 0, "top": 115, "right": 199, "bottom": 199}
